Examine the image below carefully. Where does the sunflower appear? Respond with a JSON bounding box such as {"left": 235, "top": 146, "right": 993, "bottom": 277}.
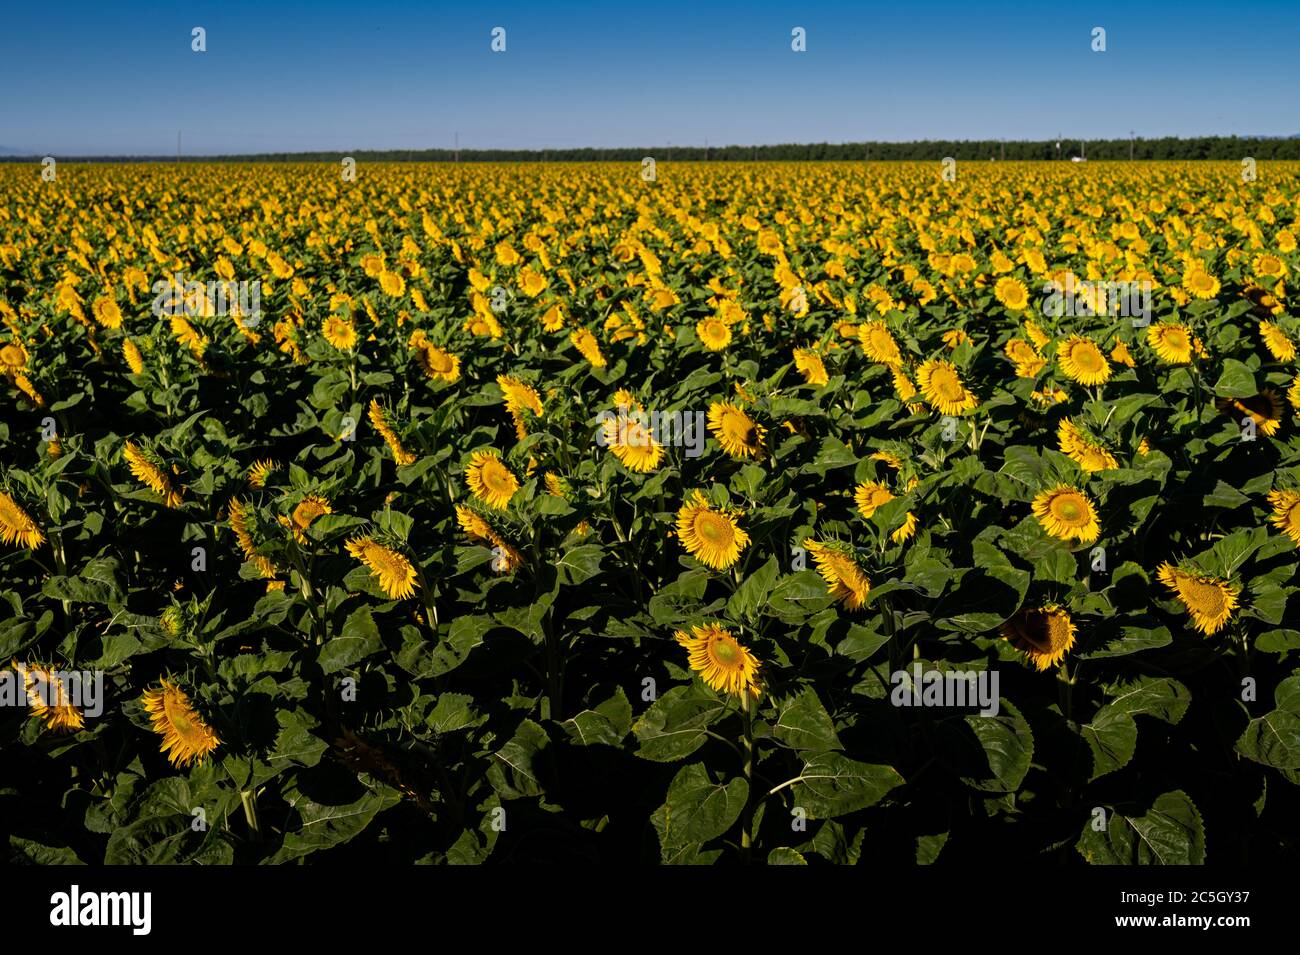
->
{"left": 1109, "top": 338, "right": 1135, "bottom": 368}
{"left": 517, "top": 266, "right": 548, "bottom": 297}
{"left": 793, "top": 348, "right": 829, "bottom": 386}
{"left": 228, "top": 498, "right": 278, "bottom": 578}
{"left": 247, "top": 459, "right": 276, "bottom": 489}
{"left": 122, "top": 338, "right": 145, "bottom": 374}
{"left": 368, "top": 399, "right": 417, "bottom": 466}
{"left": 1253, "top": 253, "right": 1287, "bottom": 279}
{"left": 0, "top": 340, "right": 28, "bottom": 374}
{"left": 1004, "top": 338, "right": 1045, "bottom": 378}
{"left": 804, "top": 539, "right": 872, "bottom": 610}
{"left": 942, "top": 329, "right": 972, "bottom": 349}
{"left": 1217, "top": 389, "right": 1283, "bottom": 437}
{"left": 674, "top": 623, "right": 761, "bottom": 699}
{"left": 142, "top": 680, "right": 222, "bottom": 768}
{"left": 1147, "top": 321, "right": 1194, "bottom": 364}
{"left": 498, "top": 374, "right": 544, "bottom": 439}
{"left": 0, "top": 492, "right": 44, "bottom": 550}
{"left": 994, "top": 276, "right": 1030, "bottom": 311}
{"left": 91, "top": 297, "right": 123, "bottom": 330}
{"left": 1156, "top": 562, "right": 1239, "bottom": 635}
{"left": 415, "top": 342, "right": 460, "bottom": 382}
{"left": 916, "top": 358, "right": 979, "bottom": 415}
{"left": 454, "top": 504, "right": 523, "bottom": 572}
{"left": 1259, "top": 321, "right": 1296, "bottom": 362}
{"left": 1031, "top": 485, "right": 1100, "bottom": 543}
{"left": 1182, "top": 268, "right": 1220, "bottom": 300}
{"left": 708, "top": 401, "right": 765, "bottom": 459}
{"left": 465, "top": 450, "right": 519, "bottom": 509}
{"left": 676, "top": 490, "right": 749, "bottom": 570}
{"left": 599, "top": 407, "right": 661, "bottom": 471}
{"left": 543, "top": 472, "right": 571, "bottom": 499}
{"left": 1057, "top": 335, "right": 1111, "bottom": 386}
{"left": 1057, "top": 419, "right": 1118, "bottom": 472}
{"left": 280, "top": 494, "right": 332, "bottom": 543}
{"left": 123, "top": 441, "right": 183, "bottom": 508}
{"left": 570, "top": 328, "right": 607, "bottom": 367}
{"left": 379, "top": 270, "right": 406, "bottom": 297}
{"left": 1030, "top": 387, "right": 1069, "bottom": 408}
{"left": 871, "top": 450, "right": 904, "bottom": 471}
{"left": 1024, "top": 321, "right": 1051, "bottom": 350}
{"left": 859, "top": 321, "right": 903, "bottom": 365}
{"left": 1267, "top": 489, "right": 1300, "bottom": 547}
{"left": 854, "top": 480, "right": 895, "bottom": 519}
{"left": 455, "top": 504, "right": 496, "bottom": 543}
{"left": 11, "top": 661, "right": 84, "bottom": 732}
{"left": 1000, "top": 605, "right": 1077, "bottom": 671}
{"left": 613, "top": 388, "right": 642, "bottom": 411}
{"left": 346, "top": 536, "right": 419, "bottom": 598}
{"left": 890, "top": 510, "right": 919, "bottom": 544}
{"left": 322, "top": 315, "right": 357, "bottom": 350}
{"left": 888, "top": 364, "right": 919, "bottom": 403}
{"left": 696, "top": 317, "right": 732, "bottom": 351}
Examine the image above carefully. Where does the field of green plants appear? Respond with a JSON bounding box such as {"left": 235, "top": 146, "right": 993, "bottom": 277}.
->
{"left": 2, "top": 160, "right": 1298, "bottom": 863}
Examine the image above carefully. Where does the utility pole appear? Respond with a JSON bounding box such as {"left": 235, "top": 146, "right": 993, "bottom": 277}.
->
{"left": 705, "top": 138, "right": 709, "bottom": 161}
{"left": 177, "top": 130, "right": 181, "bottom": 162}
{"left": 454, "top": 131, "right": 459, "bottom": 163}
{"left": 1129, "top": 129, "right": 1135, "bottom": 161}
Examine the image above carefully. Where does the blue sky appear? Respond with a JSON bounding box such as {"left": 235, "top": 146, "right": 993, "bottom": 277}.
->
{"left": 3, "top": 0, "right": 1298, "bottom": 155}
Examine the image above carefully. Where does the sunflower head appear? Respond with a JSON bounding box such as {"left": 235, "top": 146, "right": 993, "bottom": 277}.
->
{"left": 123, "top": 441, "right": 183, "bottom": 509}
{"left": 346, "top": 535, "right": 419, "bottom": 598}
{"left": 141, "top": 680, "right": 221, "bottom": 768}
{"left": 280, "top": 494, "right": 332, "bottom": 544}
{"left": 696, "top": 317, "right": 732, "bottom": 351}
{"left": 917, "top": 358, "right": 979, "bottom": 415}
{"left": 1217, "top": 389, "right": 1283, "bottom": 437}
{"left": 12, "top": 661, "right": 85, "bottom": 732}
{"left": 0, "top": 491, "right": 44, "bottom": 550}
{"left": 602, "top": 411, "right": 664, "bottom": 473}
{"left": 1268, "top": 489, "right": 1300, "bottom": 547}
{"left": 707, "top": 401, "right": 766, "bottom": 460}
{"left": 674, "top": 623, "right": 761, "bottom": 698}
{"left": 570, "top": 328, "right": 607, "bottom": 367}
{"left": 804, "top": 539, "right": 872, "bottom": 610}
{"left": 1000, "top": 605, "right": 1077, "bottom": 671}
{"left": 793, "top": 348, "right": 829, "bottom": 386}
{"left": 675, "top": 490, "right": 749, "bottom": 571}
{"left": 1147, "top": 322, "right": 1193, "bottom": 364}
{"left": 322, "top": 315, "right": 357, "bottom": 350}
{"left": 465, "top": 450, "right": 519, "bottom": 509}
{"left": 1031, "top": 485, "right": 1100, "bottom": 543}
{"left": 1156, "top": 562, "right": 1239, "bottom": 635}
{"left": 1058, "top": 335, "right": 1111, "bottom": 386}
{"left": 247, "top": 459, "right": 277, "bottom": 489}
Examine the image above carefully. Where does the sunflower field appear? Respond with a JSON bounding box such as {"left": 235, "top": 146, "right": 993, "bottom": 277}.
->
{"left": 2, "top": 160, "right": 1299, "bottom": 865}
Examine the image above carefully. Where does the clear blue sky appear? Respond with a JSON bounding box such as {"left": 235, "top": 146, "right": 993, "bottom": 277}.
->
{"left": 3, "top": 0, "right": 1297, "bottom": 155}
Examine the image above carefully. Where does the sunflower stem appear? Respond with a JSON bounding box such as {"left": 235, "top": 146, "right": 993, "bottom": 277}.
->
{"left": 739, "top": 691, "right": 756, "bottom": 859}
{"left": 1057, "top": 662, "right": 1074, "bottom": 724}
{"left": 240, "top": 788, "right": 262, "bottom": 840}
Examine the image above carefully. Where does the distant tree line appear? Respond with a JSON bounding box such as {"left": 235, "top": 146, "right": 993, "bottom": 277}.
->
{"left": 3, "top": 136, "right": 1297, "bottom": 163}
